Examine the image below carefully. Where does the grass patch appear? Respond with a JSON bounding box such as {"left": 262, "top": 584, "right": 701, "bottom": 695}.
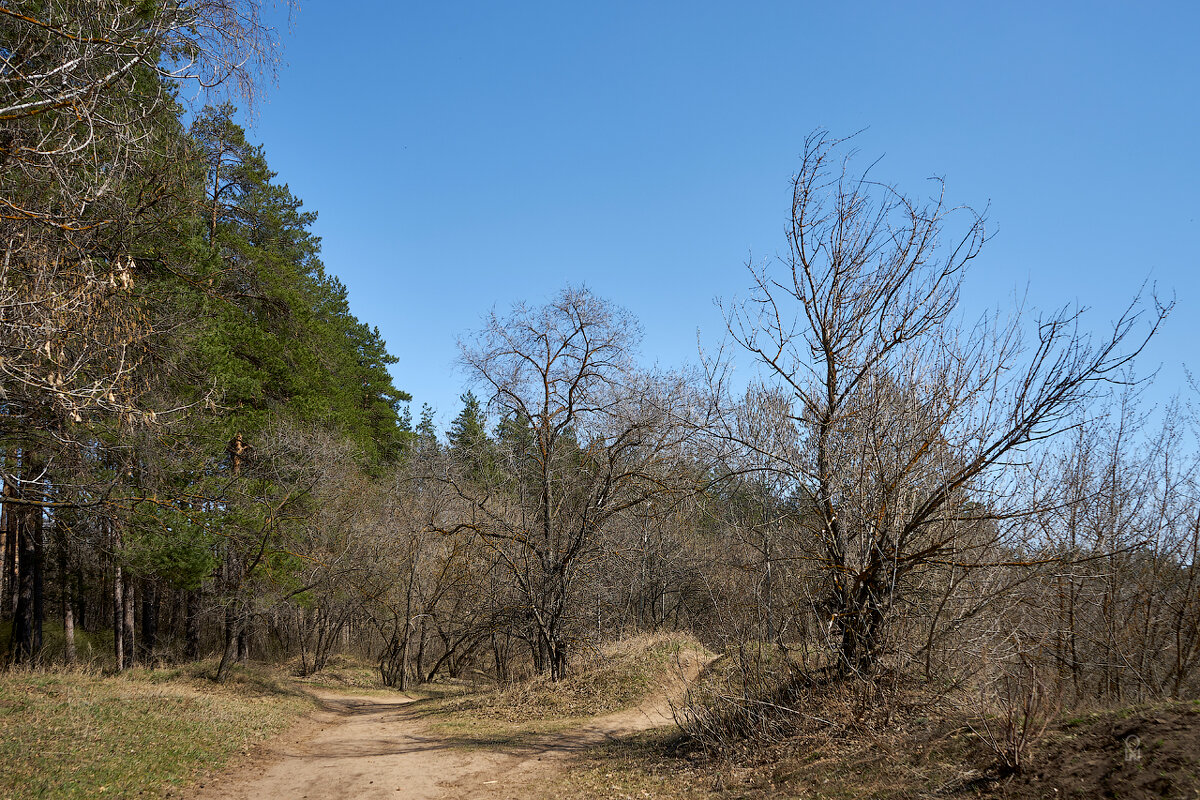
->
{"left": 0, "top": 663, "right": 314, "bottom": 800}
{"left": 413, "top": 632, "right": 710, "bottom": 751}
{"left": 518, "top": 709, "right": 990, "bottom": 799}
{"left": 423, "top": 714, "right": 581, "bottom": 751}
{"left": 433, "top": 632, "right": 711, "bottom": 723}
{"left": 290, "top": 653, "right": 388, "bottom": 692}
{"left": 551, "top": 697, "right": 1200, "bottom": 799}
{"left": 0, "top": 620, "right": 118, "bottom": 670}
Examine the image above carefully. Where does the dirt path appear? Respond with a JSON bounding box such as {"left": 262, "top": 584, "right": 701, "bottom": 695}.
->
{"left": 188, "top": 680, "right": 687, "bottom": 800}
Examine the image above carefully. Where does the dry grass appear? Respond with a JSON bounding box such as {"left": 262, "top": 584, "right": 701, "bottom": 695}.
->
{"left": 436, "top": 632, "right": 710, "bottom": 723}
{"left": 0, "top": 663, "right": 314, "bottom": 800}
{"left": 521, "top": 705, "right": 985, "bottom": 800}
{"left": 416, "top": 632, "right": 711, "bottom": 748}
{"left": 527, "top": 728, "right": 710, "bottom": 800}
{"left": 545, "top": 688, "right": 1200, "bottom": 800}
{"left": 291, "top": 653, "right": 387, "bottom": 691}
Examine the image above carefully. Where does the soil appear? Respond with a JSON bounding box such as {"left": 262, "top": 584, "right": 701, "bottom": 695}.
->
{"left": 187, "top": 666, "right": 1200, "bottom": 800}
{"left": 186, "top": 683, "right": 684, "bottom": 800}
{"left": 991, "top": 702, "right": 1200, "bottom": 799}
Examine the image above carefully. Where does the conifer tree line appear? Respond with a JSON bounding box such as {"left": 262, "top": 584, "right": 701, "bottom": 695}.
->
{"left": 3, "top": 4, "right": 1199, "bottom": 741}
{"left": 0, "top": 1, "right": 410, "bottom": 678}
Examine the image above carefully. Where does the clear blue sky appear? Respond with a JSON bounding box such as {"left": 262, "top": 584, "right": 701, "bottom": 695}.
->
{"left": 242, "top": 2, "right": 1198, "bottom": 429}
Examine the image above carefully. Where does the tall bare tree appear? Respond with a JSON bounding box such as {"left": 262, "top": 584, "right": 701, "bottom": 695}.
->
{"left": 449, "top": 287, "right": 698, "bottom": 679}
{"left": 717, "top": 131, "right": 1168, "bottom": 677}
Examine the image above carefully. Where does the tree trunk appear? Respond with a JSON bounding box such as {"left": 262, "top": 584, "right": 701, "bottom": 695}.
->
{"left": 548, "top": 638, "right": 566, "bottom": 682}
{"left": 10, "top": 498, "right": 44, "bottom": 664}
{"left": 0, "top": 479, "right": 14, "bottom": 621}
{"left": 62, "top": 586, "right": 76, "bottom": 664}
{"left": 141, "top": 581, "right": 158, "bottom": 660}
{"left": 113, "top": 562, "right": 124, "bottom": 671}
{"left": 74, "top": 567, "right": 86, "bottom": 633}
{"left": 416, "top": 621, "right": 429, "bottom": 684}
{"left": 60, "top": 547, "right": 75, "bottom": 665}
{"left": 396, "top": 627, "right": 410, "bottom": 691}
{"left": 122, "top": 572, "right": 135, "bottom": 669}
{"left": 215, "top": 606, "right": 241, "bottom": 682}
{"left": 185, "top": 589, "right": 201, "bottom": 660}
{"left": 530, "top": 631, "right": 544, "bottom": 675}
{"left": 236, "top": 620, "right": 250, "bottom": 664}
{"left": 491, "top": 633, "right": 509, "bottom": 683}
{"left": 835, "top": 584, "right": 886, "bottom": 676}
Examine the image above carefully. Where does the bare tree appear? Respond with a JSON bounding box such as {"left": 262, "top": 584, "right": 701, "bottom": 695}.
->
{"left": 449, "top": 287, "right": 698, "bottom": 679}
{"left": 361, "top": 457, "right": 497, "bottom": 689}
{"left": 1028, "top": 391, "right": 1200, "bottom": 703}
{"left": 716, "top": 131, "right": 1168, "bottom": 677}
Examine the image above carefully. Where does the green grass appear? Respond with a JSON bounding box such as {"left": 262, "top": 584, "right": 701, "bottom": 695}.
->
{"left": 0, "top": 664, "right": 314, "bottom": 799}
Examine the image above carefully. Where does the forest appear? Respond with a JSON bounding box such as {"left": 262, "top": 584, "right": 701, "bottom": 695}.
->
{"left": 3, "top": 2, "right": 1199, "bottom": 794}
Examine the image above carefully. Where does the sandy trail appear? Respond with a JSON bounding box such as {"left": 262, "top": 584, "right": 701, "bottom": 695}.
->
{"left": 188, "top": 666, "right": 693, "bottom": 800}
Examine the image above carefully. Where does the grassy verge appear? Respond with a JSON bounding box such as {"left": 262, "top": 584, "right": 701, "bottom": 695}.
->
{"left": 417, "top": 632, "right": 711, "bottom": 747}
{"left": 291, "top": 653, "right": 388, "bottom": 692}
{"left": 533, "top": 728, "right": 709, "bottom": 800}
{"left": 0, "top": 663, "right": 315, "bottom": 800}
{"left": 438, "top": 633, "right": 709, "bottom": 720}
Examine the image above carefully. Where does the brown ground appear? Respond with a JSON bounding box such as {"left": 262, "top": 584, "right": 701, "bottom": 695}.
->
{"left": 186, "top": 663, "right": 1200, "bottom": 800}
{"left": 991, "top": 702, "right": 1200, "bottom": 799}
{"left": 186, "top": 684, "right": 684, "bottom": 800}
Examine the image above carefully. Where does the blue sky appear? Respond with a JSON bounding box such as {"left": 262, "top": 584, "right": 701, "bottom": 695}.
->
{"left": 242, "top": 2, "right": 1198, "bottom": 429}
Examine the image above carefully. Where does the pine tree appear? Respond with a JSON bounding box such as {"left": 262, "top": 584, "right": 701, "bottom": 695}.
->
{"left": 447, "top": 392, "right": 487, "bottom": 452}
{"left": 415, "top": 404, "right": 439, "bottom": 457}
{"left": 448, "top": 392, "right": 498, "bottom": 484}
{"left": 187, "top": 105, "right": 410, "bottom": 463}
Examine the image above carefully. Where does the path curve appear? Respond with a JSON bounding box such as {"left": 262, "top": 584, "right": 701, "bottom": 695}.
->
{"left": 188, "top": 661, "right": 696, "bottom": 800}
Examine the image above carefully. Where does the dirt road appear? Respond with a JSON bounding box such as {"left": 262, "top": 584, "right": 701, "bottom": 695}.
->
{"left": 187, "top": 686, "right": 680, "bottom": 800}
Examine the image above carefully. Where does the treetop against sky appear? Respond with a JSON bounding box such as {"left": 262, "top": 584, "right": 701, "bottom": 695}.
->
{"left": 242, "top": 2, "right": 1197, "bottom": 425}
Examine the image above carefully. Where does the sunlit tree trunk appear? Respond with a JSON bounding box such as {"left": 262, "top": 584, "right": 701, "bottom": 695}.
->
{"left": 113, "top": 561, "right": 125, "bottom": 671}
{"left": 59, "top": 544, "right": 76, "bottom": 665}
{"left": 122, "top": 573, "right": 136, "bottom": 669}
